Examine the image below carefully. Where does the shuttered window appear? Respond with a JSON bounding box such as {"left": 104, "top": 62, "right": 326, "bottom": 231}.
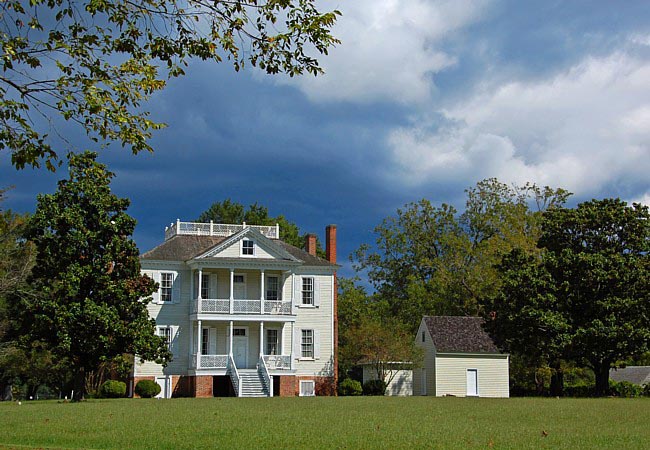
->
{"left": 301, "top": 329, "right": 314, "bottom": 358}
{"left": 302, "top": 277, "right": 314, "bottom": 305}
{"left": 160, "top": 273, "right": 173, "bottom": 302}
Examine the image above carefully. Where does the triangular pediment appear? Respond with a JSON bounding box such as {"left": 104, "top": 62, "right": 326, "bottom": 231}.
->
{"left": 195, "top": 227, "right": 301, "bottom": 262}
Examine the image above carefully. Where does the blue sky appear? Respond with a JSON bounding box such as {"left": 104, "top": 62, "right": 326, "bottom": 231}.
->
{"left": 3, "top": 0, "right": 650, "bottom": 278}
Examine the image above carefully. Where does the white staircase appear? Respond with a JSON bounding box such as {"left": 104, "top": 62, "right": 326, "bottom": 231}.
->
{"left": 238, "top": 369, "right": 269, "bottom": 397}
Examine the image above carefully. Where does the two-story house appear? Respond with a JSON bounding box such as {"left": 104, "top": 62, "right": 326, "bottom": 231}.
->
{"left": 131, "top": 221, "right": 339, "bottom": 398}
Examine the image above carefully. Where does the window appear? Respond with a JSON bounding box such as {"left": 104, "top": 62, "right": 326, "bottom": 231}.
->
{"left": 201, "top": 274, "right": 210, "bottom": 299}
{"left": 234, "top": 274, "right": 245, "bottom": 283}
{"left": 301, "top": 329, "right": 314, "bottom": 358}
{"left": 158, "top": 327, "right": 171, "bottom": 351}
{"left": 266, "top": 276, "right": 279, "bottom": 301}
{"left": 299, "top": 380, "right": 315, "bottom": 397}
{"left": 301, "top": 277, "right": 314, "bottom": 305}
{"left": 160, "top": 272, "right": 173, "bottom": 302}
{"left": 242, "top": 239, "right": 254, "bottom": 256}
{"left": 201, "top": 328, "right": 209, "bottom": 355}
{"left": 422, "top": 331, "right": 425, "bottom": 343}
{"left": 233, "top": 328, "right": 246, "bottom": 337}
{"left": 266, "top": 329, "right": 279, "bottom": 355}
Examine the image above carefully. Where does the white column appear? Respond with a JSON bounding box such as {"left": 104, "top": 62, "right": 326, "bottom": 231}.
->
{"left": 197, "top": 320, "right": 202, "bottom": 369}
{"left": 197, "top": 268, "right": 203, "bottom": 299}
{"left": 259, "top": 321, "right": 264, "bottom": 357}
{"left": 290, "top": 321, "right": 295, "bottom": 370}
{"left": 260, "top": 269, "right": 265, "bottom": 313}
{"left": 229, "top": 320, "right": 234, "bottom": 355}
{"left": 229, "top": 268, "right": 234, "bottom": 314}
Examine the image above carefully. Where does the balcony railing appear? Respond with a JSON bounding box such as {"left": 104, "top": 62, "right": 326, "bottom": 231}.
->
{"left": 165, "top": 220, "right": 279, "bottom": 240}
{"left": 191, "top": 354, "right": 228, "bottom": 369}
{"left": 191, "top": 353, "right": 291, "bottom": 370}
{"left": 193, "top": 298, "right": 293, "bottom": 315}
{"left": 263, "top": 355, "right": 291, "bottom": 370}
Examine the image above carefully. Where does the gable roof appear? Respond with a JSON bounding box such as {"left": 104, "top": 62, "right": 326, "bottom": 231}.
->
{"left": 423, "top": 316, "right": 500, "bottom": 354}
{"left": 141, "top": 232, "right": 335, "bottom": 267}
{"left": 196, "top": 227, "right": 299, "bottom": 262}
{"left": 609, "top": 366, "right": 650, "bottom": 386}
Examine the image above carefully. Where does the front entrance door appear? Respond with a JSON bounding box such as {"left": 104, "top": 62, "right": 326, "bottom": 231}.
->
{"left": 233, "top": 328, "right": 248, "bottom": 368}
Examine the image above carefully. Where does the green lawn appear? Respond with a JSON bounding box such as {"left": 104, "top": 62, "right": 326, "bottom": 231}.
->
{"left": 0, "top": 397, "right": 648, "bottom": 449}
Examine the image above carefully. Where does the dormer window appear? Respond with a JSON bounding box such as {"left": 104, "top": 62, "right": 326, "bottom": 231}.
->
{"left": 242, "top": 239, "right": 254, "bottom": 256}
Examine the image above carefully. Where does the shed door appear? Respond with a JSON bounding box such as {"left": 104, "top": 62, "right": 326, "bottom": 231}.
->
{"left": 467, "top": 369, "right": 478, "bottom": 396}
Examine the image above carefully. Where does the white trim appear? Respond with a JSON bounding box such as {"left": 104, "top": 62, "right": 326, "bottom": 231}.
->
{"left": 240, "top": 238, "right": 256, "bottom": 257}
{"left": 299, "top": 380, "right": 315, "bottom": 397}
{"left": 466, "top": 368, "right": 479, "bottom": 397}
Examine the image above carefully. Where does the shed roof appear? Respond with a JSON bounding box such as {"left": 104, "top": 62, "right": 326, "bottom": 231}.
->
{"left": 609, "top": 366, "right": 650, "bottom": 386}
{"left": 423, "top": 316, "right": 500, "bottom": 354}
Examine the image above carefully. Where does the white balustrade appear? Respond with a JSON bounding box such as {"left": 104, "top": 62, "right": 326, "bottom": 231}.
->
{"left": 259, "top": 355, "right": 273, "bottom": 397}
{"left": 195, "top": 298, "right": 293, "bottom": 315}
{"left": 263, "top": 355, "right": 292, "bottom": 370}
{"left": 228, "top": 354, "right": 242, "bottom": 397}
{"left": 165, "top": 221, "right": 279, "bottom": 240}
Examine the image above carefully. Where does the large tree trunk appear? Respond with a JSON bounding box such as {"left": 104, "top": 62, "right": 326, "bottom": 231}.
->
{"left": 72, "top": 368, "right": 86, "bottom": 401}
{"left": 549, "top": 361, "right": 564, "bottom": 397}
{"left": 593, "top": 362, "right": 610, "bottom": 397}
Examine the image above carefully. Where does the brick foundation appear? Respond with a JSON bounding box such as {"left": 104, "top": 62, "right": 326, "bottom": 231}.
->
{"left": 172, "top": 376, "right": 193, "bottom": 397}
{"left": 195, "top": 375, "right": 213, "bottom": 398}
{"left": 277, "top": 376, "right": 335, "bottom": 397}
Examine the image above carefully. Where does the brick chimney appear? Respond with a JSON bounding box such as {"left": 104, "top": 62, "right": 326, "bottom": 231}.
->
{"left": 325, "top": 224, "right": 337, "bottom": 264}
{"left": 304, "top": 233, "right": 317, "bottom": 256}
{"left": 326, "top": 224, "right": 339, "bottom": 391}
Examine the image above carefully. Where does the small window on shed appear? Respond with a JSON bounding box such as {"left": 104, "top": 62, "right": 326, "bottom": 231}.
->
{"left": 422, "top": 331, "right": 425, "bottom": 342}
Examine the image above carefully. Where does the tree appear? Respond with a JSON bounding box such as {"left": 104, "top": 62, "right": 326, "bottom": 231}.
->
{"left": 1, "top": 1, "right": 341, "bottom": 170}
{"left": 352, "top": 179, "right": 570, "bottom": 329}
{"left": 10, "top": 151, "right": 170, "bottom": 400}
{"left": 342, "top": 317, "right": 422, "bottom": 394}
{"left": 483, "top": 199, "right": 650, "bottom": 396}
{"left": 481, "top": 249, "right": 572, "bottom": 396}
{"left": 0, "top": 189, "right": 38, "bottom": 399}
{"left": 196, "top": 199, "right": 323, "bottom": 254}
{"left": 540, "top": 199, "right": 650, "bottom": 396}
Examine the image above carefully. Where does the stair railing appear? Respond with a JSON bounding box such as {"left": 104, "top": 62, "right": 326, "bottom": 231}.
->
{"left": 228, "top": 354, "right": 242, "bottom": 397}
{"left": 258, "top": 354, "right": 273, "bottom": 397}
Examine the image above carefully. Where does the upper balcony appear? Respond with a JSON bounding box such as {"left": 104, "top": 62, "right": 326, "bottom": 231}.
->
{"left": 165, "top": 220, "right": 279, "bottom": 241}
{"left": 192, "top": 298, "right": 293, "bottom": 316}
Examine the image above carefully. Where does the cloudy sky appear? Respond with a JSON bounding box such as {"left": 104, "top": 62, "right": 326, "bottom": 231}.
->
{"left": 3, "top": 0, "right": 650, "bottom": 277}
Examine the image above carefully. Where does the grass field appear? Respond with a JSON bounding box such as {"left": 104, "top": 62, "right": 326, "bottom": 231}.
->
{"left": 1, "top": 397, "right": 648, "bottom": 449}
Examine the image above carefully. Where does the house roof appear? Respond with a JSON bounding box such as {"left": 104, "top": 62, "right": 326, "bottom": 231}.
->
{"left": 141, "top": 234, "right": 335, "bottom": 267}
{"left": 609, "top": 366, "right": 650, "bottom": 386}
{"left": 423, "top": 316, "right": 500, "bottom": 354}
{"left": 141, "top": 235, "right": 226, "bottom": 261}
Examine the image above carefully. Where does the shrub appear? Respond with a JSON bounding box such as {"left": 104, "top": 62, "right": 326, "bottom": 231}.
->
{"left": 338, "top": 378, "right": 362, "bottom": 396}
{"left": 100, "top": 380, "right": 127, "bottom": 398}
{"left": 644, "top": 383, "right": 650, "bottom": 397}
{"left": 362, "top": 379, "right": 386, "bottom": 396}
{"left": 135, "top": 380, "right": 161, "bottom": 398}
{"left": 609, "top": 380, "right": 643, "bottom": 398}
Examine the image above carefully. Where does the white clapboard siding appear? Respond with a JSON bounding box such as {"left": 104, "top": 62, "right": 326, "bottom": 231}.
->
{"left": 293, "top": 273, "right": 334, "bottom": 377}
{"left": 412, "top": 320, "right": 437, "bottom": 396}
{"left": 435, "top": 354, "right": 510, "bottom": 398}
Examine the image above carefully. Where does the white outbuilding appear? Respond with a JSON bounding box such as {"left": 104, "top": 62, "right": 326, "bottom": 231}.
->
{"left": 412, "top": 316, "right": 509, "bottom": 398}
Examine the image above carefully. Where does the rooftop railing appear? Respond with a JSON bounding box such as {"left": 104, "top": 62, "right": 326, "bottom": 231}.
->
{"left": 165, "top": 220, "right": 279, "bottom": 240}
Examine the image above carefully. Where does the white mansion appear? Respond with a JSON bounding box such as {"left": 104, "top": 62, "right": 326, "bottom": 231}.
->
{"left": 131, "top": 221, "right": 339, "bottom": 397}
